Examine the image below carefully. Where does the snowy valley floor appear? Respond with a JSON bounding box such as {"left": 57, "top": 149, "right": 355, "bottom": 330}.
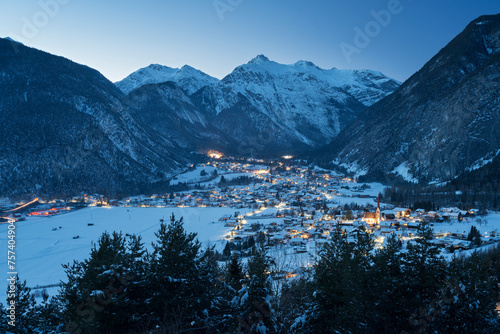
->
{"left": 1, "top": 205, "right": 500, "bottom": 303}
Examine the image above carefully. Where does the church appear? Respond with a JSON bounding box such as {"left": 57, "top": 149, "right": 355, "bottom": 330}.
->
{"left": 362, "top": 196, "right": 381, "bottom": 226}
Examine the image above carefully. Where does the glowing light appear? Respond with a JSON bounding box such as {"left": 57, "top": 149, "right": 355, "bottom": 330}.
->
{"left": 208, "top": 150, "right": 224, "bottom": 159}
{"left": 6, "top": 197, "right": 39, "bottom": 212}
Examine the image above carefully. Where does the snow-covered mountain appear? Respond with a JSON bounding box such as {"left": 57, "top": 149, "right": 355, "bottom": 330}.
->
{"left": 216, "top": 55, "right": 399, "bottom": 108}
{"left": 117, "top": 56, "right": 399, "bottom": 156}
{"left": 0, "top": 38, "right": 400, "bottom": 196}
{"left": 190, "top": 55, "right": 400, "bottom": 155}
{"left": 318, "top": 14, "right": 500, "bottom": 183}
{"left": 116, "top": 64, "right": 220, "bottom": 95}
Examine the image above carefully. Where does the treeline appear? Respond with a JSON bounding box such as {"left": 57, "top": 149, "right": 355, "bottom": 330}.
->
{"left": 382, "top": 183, "right": 500, "bottom": 211}
{"left": 355, "top": 154, "right": 500, "bottom": 210}
{"left": 303, "top": 226, "right": 500, "bottom": 333}
{"left": 2, "top": 219, "right": 500, "bottom": 333}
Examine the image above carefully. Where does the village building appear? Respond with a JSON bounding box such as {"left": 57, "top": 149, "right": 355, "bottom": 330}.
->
{"left": 393, "top": 207, "right": 411, "bottom": 218}
{"left": 362, "top": 196, "right": 381, "bottom": 226}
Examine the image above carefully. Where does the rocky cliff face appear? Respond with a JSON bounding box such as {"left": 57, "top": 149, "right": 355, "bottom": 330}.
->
{"left": 125, "top": 81, "right": 236, "bottom": 153}
{"left": 321, "top": 14, "right": 500, "bottom": 183}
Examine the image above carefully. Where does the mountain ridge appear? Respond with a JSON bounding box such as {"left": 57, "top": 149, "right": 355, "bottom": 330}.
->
{"left": 0, "top": 37, "right": 195, "bottom": 197}
{"left": 317, "top": 14, "right": 500, "bottom": 184}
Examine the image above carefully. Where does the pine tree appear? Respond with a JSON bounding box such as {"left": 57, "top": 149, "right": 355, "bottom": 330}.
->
{"left": 350, "top": 229, "right": 375, "bottom": 331}
{"left": 401, "top": 224, "right": 447, "bottom": 332}
{"left": 34, "top": 292, "right": 64, "bottom": 333}
{"left": 0, "top": 302, "right": 7, "bottom": 333}
{"left": 308, "top": 233, "right": 357, "bottom": 332}
{"left": 223, "top": 241, "right": 232, "bottom": 258}
{"left": 149, "top": 214, "right": 203, "bottom": 331}
{"left": 370, "top": 233, "right": 406, "bottom": 332}
{"left": 3, "top": 276, "right": 61, "bottom": 333}
{"left": 467, "top": 225, "right": 482, "bottom": 246}
{"left": 248, "top": 235, "right": 256, "bottom": 248}
{"left": 226, "top": 253, "right": 244, "bottom": 292}
{"left": 278, "top": 276, "right": 314, "bottom": 333}
{"left": 430, "top": 252, "right": 500, "bottom": 333}
{"left": 197, "top": 246, "right": 235, "bottom": 332}
{"left": 237, "top": 245, "right": 276, "bottom": 333}
{"left": 14, "top": 277, "right": 38, "bottom": 333}
{"left": 60, "top": 231, "right": 147, "bottom": 333}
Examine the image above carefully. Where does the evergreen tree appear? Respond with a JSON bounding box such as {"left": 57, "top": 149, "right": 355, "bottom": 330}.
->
{"left": 225, "top": 253, "right": 244, "bottom": 292}
{"left": 430, "top": 252, "right": 500, "bottom": 333}
{"left": 309, "top": 233, "right": 358, "bottom": 332}
{"left": 467, "top": 225, "right": 482, "bottom": 246}
{"left": 350, "top": 229, "right": 375, "bottom": 330}
{"left": 195, "top": 246, "right": 234, "bottom": 332}
{"left": 401, "top": 224, "right": 447, "bottom": 332}
{"left": 0, "top": 276, "right": 63, "bottom": 333}
{"left": 8, "top": 277, "right": 38, "bottom": 333}
{"left": 223, "top": 241, "right": 232, "bottom": 258}
{"left": 0, "top": 302, "right": 7, "bottom": 333}
{"left": 278, "top": 276, "right": 314, "bottom": 333}
{"left": 370, "top": 234, "right": 406, "bottom": 332}
{"left": 237, "top": 245, "right": 276, "bottom": 333}
{"left": 60, "top": 231, "right": 147, "bottom": 333}
{"left": 34, "top": 292, "right": 64, "bottom": 334}
{"left": 149, "top": 214, "right": 203, "bottom": 331}
{"left": 248, "top": 235, "right": 256, "bottom": 249}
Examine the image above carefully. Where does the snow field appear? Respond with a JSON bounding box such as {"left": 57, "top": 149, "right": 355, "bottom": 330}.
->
{"left": 0, "top": 207, "right": 250, "bottom": 301}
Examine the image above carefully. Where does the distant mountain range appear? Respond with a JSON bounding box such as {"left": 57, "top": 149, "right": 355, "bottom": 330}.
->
{"left": 0, "top": 38, "right": 398, "bottom": 196}
{"left": 118, "top": 55, "right": 399, "bottom": 156}
{"left": 316, "top": 14, "right": 500, "bottom": 184}
{"left": 1, "top": 14, "right": 498, "bottom": 197}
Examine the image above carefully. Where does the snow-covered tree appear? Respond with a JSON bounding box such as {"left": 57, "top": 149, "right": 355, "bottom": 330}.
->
{"left": 60, "top": 231, "right": 147, "bottom": 333}
{"left": 236, "top": 245, "right": 276, "bottom": 333}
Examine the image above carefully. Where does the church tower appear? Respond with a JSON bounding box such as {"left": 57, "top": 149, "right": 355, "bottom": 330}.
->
{"left": 376, "top": 195, "right": 381, "bottom": 224}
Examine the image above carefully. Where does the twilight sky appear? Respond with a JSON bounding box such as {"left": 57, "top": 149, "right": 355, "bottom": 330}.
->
{"left": 1, "top": 0, "right": 500, "bottom": 83}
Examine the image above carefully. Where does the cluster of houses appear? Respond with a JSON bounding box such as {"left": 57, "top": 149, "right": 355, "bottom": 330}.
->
{"left": 3, "top": 159, "right": 498, "bottom": 256}
{"left": 210, "top": 169, "right": 497, "bottom": 255}
{"left": 222, "top": 203, "right": 498, "bottom": 256}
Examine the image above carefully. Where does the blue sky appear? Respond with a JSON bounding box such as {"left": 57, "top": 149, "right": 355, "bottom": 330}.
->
{"left": 1, "top": 0, "right": 500, "bottom": 82}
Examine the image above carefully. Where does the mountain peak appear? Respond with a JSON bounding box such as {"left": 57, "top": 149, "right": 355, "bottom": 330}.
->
{"left": 181, "top": 64, "right": 196, "bottom": 71}
{"left": 116, "top": 63, "right": 219, "bottom": 95}
{"left": 472, "top": 14, "right": 500, "bottom": 26}
{"left": 4, "top": 37, "right": 22, "bottom": 45}
{"left": 249, "top": 54, "right": 270, "bottom": 64}
{"left": 294, "top": 60, "right": 317, "bottom": 68}
{"left": 146, "top": 64, "right": 175, "bottom": 72}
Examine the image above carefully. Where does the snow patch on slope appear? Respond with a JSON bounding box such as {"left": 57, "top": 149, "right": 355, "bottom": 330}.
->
{"left": 391, "top": 163, "right": 418, "bottom": 183}
{"left": 332, "top": 159, "right": 368, "bottom": 178}
{"left": 466, "top": 149, "right": 500, "bottom": 171}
